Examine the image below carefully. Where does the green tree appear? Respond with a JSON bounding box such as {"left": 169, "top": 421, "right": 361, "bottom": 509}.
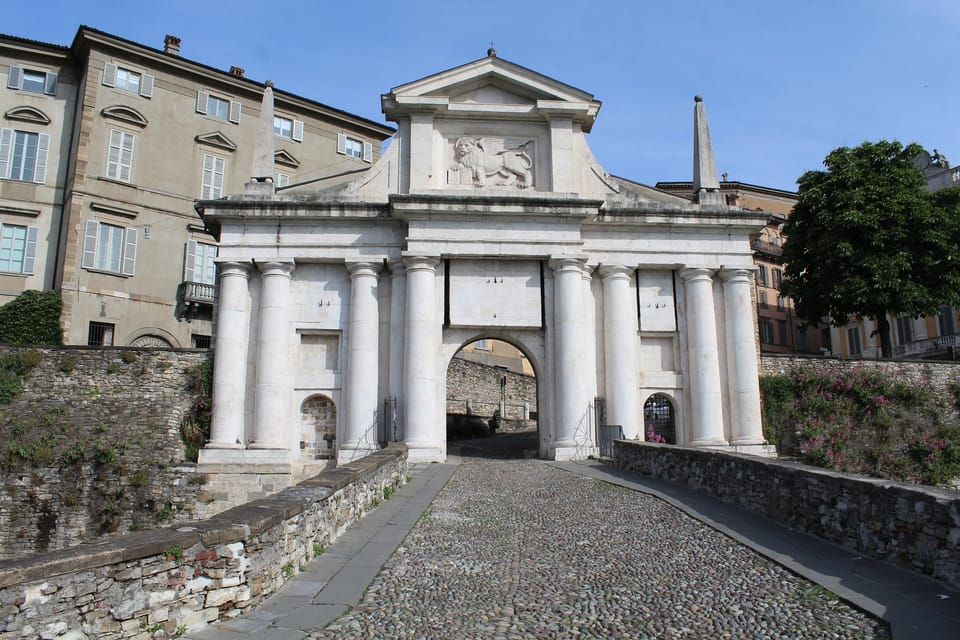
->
{"left": 781, "top": 140, "right": 960, "bottom": 358}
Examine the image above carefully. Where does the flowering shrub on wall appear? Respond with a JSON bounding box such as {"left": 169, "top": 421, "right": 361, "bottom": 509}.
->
{"left": 760, "top": 367, "right": 960, "bottom": 487}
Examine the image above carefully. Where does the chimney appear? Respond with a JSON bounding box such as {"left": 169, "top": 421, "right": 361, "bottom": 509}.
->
{"left": 229, "top": 66, "right": 245, "bottom": 77}
{"left": 163, "top": 35, "right": 181, "bottom": 56}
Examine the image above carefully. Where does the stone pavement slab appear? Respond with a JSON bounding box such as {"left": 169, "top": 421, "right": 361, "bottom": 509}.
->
{"left": 183, "top": 461, "right": 458, "bottom": 639}
{"left": 556, "top": 459, "right": 960, "bottom": 640}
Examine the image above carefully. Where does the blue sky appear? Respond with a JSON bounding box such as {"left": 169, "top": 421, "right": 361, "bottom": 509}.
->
{"left": 6, "top": 0, "right": 959, "bottom": 192}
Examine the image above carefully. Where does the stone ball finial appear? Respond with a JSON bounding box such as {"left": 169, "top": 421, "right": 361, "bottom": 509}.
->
{"left": 694, "top": 95, "right": 703, "bottom": 103}
{"left": 265, "top": 79, "right": 274, "bottom": 88}
{"left": 487, "top": 47, "right": 497, "bottom": 57}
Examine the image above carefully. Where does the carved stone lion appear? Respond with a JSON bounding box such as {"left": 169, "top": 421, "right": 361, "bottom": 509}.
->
{"left": 451, "top": 137, "right": 534, "bottom": 188}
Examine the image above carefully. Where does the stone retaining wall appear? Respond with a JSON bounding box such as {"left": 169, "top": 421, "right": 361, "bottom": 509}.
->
{"left": 446, "top": 356, "right": 537, "bottom": 424}
{"left": 760, "top": 353, "right": 960, "bottom": 391}
{"left": 0, "top": 444, "right": 408, "bottom": 639}
{"left": 613, "top": 440, "right": 960, "bottom": 590}
{"left": 0, "top": 346, "right": 209, "bottom": 558}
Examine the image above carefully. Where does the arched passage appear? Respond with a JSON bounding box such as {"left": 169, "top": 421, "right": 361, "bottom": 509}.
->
{"left": 300, "top": 394, "right": 337, "bottom": 459}
{"left": 643, "top": 393, "right": 676, "bottom": 444}
{"left": 444, "top": 337, "right": 540, "bottom": 457}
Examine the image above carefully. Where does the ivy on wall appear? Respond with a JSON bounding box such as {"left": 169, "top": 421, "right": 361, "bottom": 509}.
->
{"left": 0, "top": 290, "right": 63, "bottom": 345}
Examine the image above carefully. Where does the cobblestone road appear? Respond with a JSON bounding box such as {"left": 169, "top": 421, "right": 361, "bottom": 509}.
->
{"left": 309, "top": 458, "right": 888, "bottom": 639}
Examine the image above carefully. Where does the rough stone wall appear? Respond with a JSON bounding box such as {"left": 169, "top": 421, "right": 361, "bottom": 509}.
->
{"left": 0, "top": 346, "right": 209, "bottom": 558}
{"left": 613, "top": 441, "right": 960, "bottom": 590}
{"left": 446, "top": 356, "right": 537, "bottom": 422}
{"left": 0, "top": 445, "right": 408, "bottom": 639}
{"left": 760, "top": 353, "right": 960, "bottom": 390}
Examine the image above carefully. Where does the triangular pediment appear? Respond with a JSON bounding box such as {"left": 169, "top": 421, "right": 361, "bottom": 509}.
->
{"left": 382, "top": 54, "right": 601, "bottom": 131}
{"left": 195, "top": 131, "right": 237, "bottom": 152}
{"left": 274, "top": 149, "right": 299, "bottom": 168}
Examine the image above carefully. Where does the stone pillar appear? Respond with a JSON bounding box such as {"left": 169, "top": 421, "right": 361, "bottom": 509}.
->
{"left": 680, "top": 268, "right": 726, "bottom": 446}
{"left": 548, "top": 115, "right": 574, "bottom": 192}
{"left": 251, "top": 260, "right": 295, "bottom": 451}
{"left": 340, "top": 262, "right": 382, "bottom": 462}
{"left": 388, "top": 261, "right": 406, "bottom": 437}
{"left": 207, "top": 261, "right": 251, "bottom": 450}
{"left": 550, "top": 257, "right": 588, "bottom": 458}
{"left": 408, "top": 112, "right": 435, "bottom": 191}
{"left": 721, "top": 268, "right": 764, "bottom": 445}
{"left": 600, "top": 265, "right": 641, "bottom": 440}
{"left": 402, "top": 256, "right": 441, "bottom": 460}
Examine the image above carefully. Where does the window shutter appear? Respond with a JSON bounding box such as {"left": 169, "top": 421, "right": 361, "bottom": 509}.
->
{"left": 34, "top": 133, "right": 49, "bottom": 184}
{"left": 122, "top": 227, "right": 138, "bottom": 276}
{"left": 363, "top": 142, "right": 373, "bottom": 163}
{"left": 22, "top": 226, "right": 38, "bottom": 275}
{"left": 228, "top": 101, "right": 241, "bottom": 124}
{"left": 44, "top": 72, "right": 57, "bottom": 96}
{"left": 6, "top": 65, "right": 22, "bottom": 90}
{"left": 337, "top": 133, "right": 346, "bottom": 155}
{"left": 185, "top": 240, "right": 197, "bottom": 281}
{"left": 196, "top": 90, "right": 208, "bottom": 114}
{"left": 102, "top": 63, "right": 117, "bottom": 87}
{"left": 292, "top": 119, "right": 304, "bottom": 142}
{"left": 140, "top": 74, "right": 154, "bottom": 98}
{"left": 82, "top": 220, "right": 99, "bottom": 269}
{"left": 0, "top": 128, "right": 12, "bottom": 179}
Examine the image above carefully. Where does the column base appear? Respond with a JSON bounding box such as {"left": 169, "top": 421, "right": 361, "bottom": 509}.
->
{"left": 550, "top": 445, "right": 599, "bottom": 461}
{"left": 729, "top": 443, "right": 778, "bottom": 457}
{"left": 337, "top": 447, "right": 377, "bottom": 464}
{"left": 406, "top": 444, "right": 445, "bottom": 463}
{"left": 688, "top": 438, "right": 729, "bottom": 447}
{"left": 198, "top": 447, "right": 292, "bottom": 465}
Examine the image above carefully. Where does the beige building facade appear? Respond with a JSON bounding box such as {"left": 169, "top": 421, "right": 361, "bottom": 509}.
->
{"left": 1, "top": 27, "right": 394, "bottom": 347}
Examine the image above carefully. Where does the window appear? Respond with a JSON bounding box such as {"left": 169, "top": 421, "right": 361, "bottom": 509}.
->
{"left": 6, "top": 66, "right": 57, "bottom": 95}
{"left": 760, "top": 319, "right": 773, "bottom": 344}
{"left": 474, "top": 339, "right": 490, "bottom": 351}
{"left": 102, "top": 63, "right": 154, "bottom": 97}
{"left": 938, "top": 306, "right": 957, "bottom": 336}
{"left": 0, "top": 223, "right": 37, "bottom": 274}
{"left": 274, "top": 172, "right": 289, "bottom": 188}
{"left": 88, "top": 321, "right": 115, "bottom": 346}
{"left": 196, "top": 91, "right": 241, "bottom": 123}
{"left": 201, "top": 154, "right": 226, "bottom": 198}
{"left": 772, "top": 268, "right": 783, "bottom": 289}
{"left": 847, "top": 326, "right": 862, "bottom": 356}
{"left": 185, "top": 240, "right": 217, "bottom": 285}
{"left": 777, "top": 319, "right": 788, "bottom": 345}
{"left": 192, "top": 334, "right": 212, "bottom": 349}
{"left": 776, "top": 294, "right": 784, "bottom": 310}
{"left": 106, "top": 129, "right": 134, "bottom": 182}
{"left": 896, "top": 315, "right": 913, "bottom": 345}
{"left": 759, "top": 291, "right": 768, "bottom": 308}
{"left": 0, "top": 128, "right": 49, "bottom": 183}
{"left": 274, "top": 116, "right": 304, "bottom": 142}
{"left": 757, "top": 265, "right": 769, "bottom": 287}
{"left": 337, "top": 133, "right": 373, "bottom": 162}
{"left": 81, "top": 220, "right": 138, "bottom": 275}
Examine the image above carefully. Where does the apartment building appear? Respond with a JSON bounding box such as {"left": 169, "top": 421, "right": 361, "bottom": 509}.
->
{"left": 1, "top": 27, "right": 394, "bottom": 347}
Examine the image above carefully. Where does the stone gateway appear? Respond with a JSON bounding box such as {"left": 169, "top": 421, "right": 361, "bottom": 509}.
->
{"left": 198, "top": 52, "right": 772, "bottom": 471}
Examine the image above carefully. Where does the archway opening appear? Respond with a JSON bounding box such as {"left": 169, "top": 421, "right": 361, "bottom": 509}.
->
{"left": 445, "top": 338, "right": 538, "bottom": 458}
{"left": 644, "top": 394, "right": 676, "bottom": 444}
{"left": 300, "top": 394, "right": 337, "bottom": 459}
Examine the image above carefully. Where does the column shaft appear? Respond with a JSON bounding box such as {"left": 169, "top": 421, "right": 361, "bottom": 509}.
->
{"left": 722, "top": 268, "right": 764, "bottom": 444}
{"left": 208, "top": 262, "right": 250, "bottom": 449}
{"left": 681, "top": 268, "right": 726, "bottom": 445}
{"left": 402, "top": 257, "right": 439, "bottom": 451}
{"left": 341, "top": 262, "right": 382, "bottom": 460}
{"left": 600, "top": 265, "right": 641, "bottom": 439}
{"left": 551, "top": 258, "right": 587, "bottom": 451}
{"left": 251, "top": 260, "right": 294, "bottom": 449}
{"left": 388, "top": 262, "right": 406, "bottom": 439}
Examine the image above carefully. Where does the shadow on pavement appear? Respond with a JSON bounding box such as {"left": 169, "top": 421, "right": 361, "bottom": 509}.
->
{"left": 448, "top": 428, "right": 539, "bottom": 459}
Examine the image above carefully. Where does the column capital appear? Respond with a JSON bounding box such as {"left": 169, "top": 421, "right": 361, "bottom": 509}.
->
{"left": 548, "top": 256, "right": 586, "bottom": 274}
{"left": 216, "top": 260, "right": 252, "bottom": 279}
{"left": 388, "top": 260, "right": 406, "bottom": 275}
{"left": 719, "top": 266, "right": 757, "bottom": 283}
{"left": 346, "top": 260, "right": 383, "bottom": 277}
{"left": 256, "top": 259, "right": 295, "bottom": 277}
{"left": 598, "top": 264, "right": 634, "bottom": 281}
{"left": 679, "top": 267, "right": 716, "bottom": 282}
{"left": 402, "top": 255, "right": 439, "bottom": 272}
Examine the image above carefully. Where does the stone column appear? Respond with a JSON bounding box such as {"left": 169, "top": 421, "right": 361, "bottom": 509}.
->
{"left": 251, "top": 260, "right": 295, "bottom": 451}
{"left": 402, "top": 256, "right": 440, "bottom": 459}
{"left": 207, "top": 261, "right": 251, "bottom": 450}
{"left": 340, "top": 262, "right": 382, "bottom": 462}
{"left": 721, "top": 268, "right": 764, "bottom": 445}
{"left": 680, "top": 268, "right": 726, "bottom": 446}
{"left": 388, "top": 261, "right": 406, "bottom": 438}
{"left": 550, "top": 257, "right": 588, "bottom": 456}
{"left": 600, "top": 265, "right": 641, "bottom": 440}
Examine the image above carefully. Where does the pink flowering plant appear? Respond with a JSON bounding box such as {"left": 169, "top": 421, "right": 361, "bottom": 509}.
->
{"left": 760, "top": 366, "right": 960, "bottom": 487}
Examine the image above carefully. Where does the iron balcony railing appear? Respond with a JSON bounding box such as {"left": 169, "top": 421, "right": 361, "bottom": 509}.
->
{"left": 893, "top": 333, "right": 960, "bottom": 358}
{"left": 751, "top": 239, "right": 783, "bottom": 257}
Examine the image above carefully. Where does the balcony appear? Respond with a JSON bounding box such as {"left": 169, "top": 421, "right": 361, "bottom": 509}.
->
{"left": 751, "top": 239, "right": 783, "bottom": 258}
{"left": 177, "top": 280, "right": 216, "bottom": 322}
{"left": 893, "top": 333, "right": 960, "bottom": 359}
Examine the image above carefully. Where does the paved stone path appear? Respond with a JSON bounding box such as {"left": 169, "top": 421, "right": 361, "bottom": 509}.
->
{"left": 307, "top": 458, "right": 887, "bottom": 639}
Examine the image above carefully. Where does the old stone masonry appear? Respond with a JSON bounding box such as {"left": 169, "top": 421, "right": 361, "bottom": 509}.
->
{"left": 309, "top": 458, "right": 886, "bottom": 639}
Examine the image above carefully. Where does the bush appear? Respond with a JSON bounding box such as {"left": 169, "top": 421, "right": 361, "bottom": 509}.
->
{"left": 180, "top": 358, "right": 213, "bottom": 461}
{"left": 0, "top": 290, "right": 63, "bottom": 345}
